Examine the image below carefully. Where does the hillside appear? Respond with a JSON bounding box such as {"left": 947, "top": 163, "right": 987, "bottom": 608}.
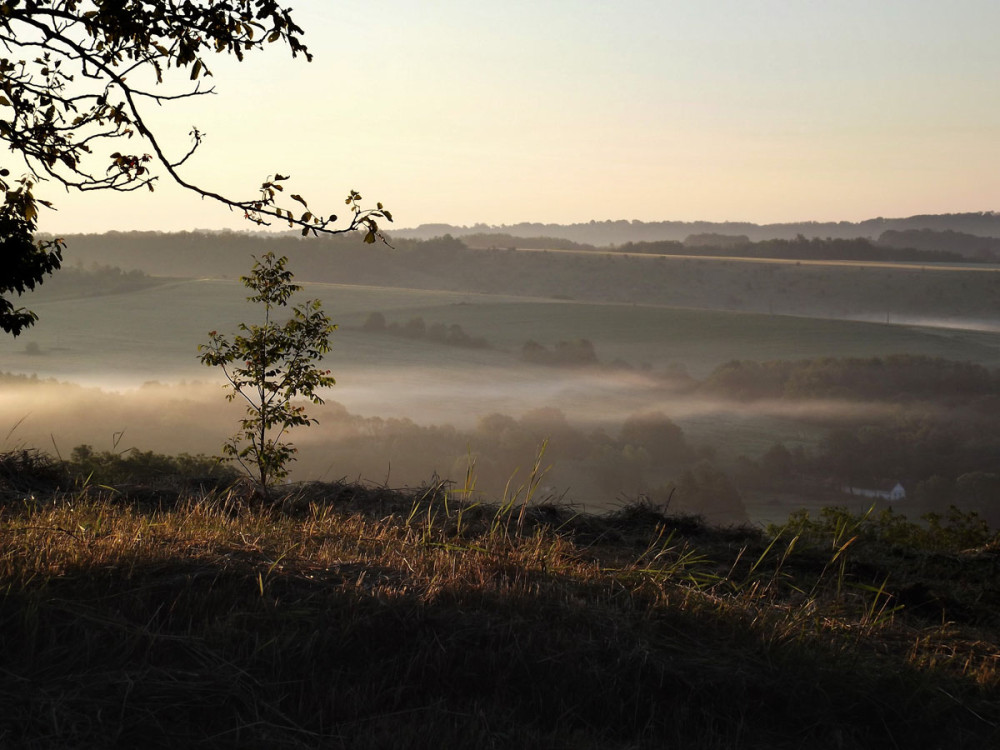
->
{"left": 34, "top": 230, "right": 1000, "bottom": 330}
{"left": 2, "top": 452, "right": 999, "bottom": 749}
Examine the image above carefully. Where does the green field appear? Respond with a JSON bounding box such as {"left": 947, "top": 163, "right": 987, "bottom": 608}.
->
{"left": 2, "top": 280, "right": 533, "bottom": 385}
{"left": 8, "top": 279, "right": 1000, "bottom": 385}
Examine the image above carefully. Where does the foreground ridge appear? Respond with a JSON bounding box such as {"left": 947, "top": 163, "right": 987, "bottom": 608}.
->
{"left": 1, "top": 467, "right": 998, "bottom": 749}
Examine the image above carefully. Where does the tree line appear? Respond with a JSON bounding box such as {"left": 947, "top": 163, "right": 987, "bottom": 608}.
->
{"left": 877, "top": 229, "right": 1000, "bottom": 261}
{"left": 697, "top": 354, "right": 999, "bottom": 402}
{"left": 700, "top": 355, "right": 1000, "bottom": 525}
{"left": 614, "top": 235, "right": 963, "bottom": 263}
{"left": 360, "top": 313, "right": 490, "bottom": 349}
{"left": 393, "top": 212, "right": 1000, "bottom": 245}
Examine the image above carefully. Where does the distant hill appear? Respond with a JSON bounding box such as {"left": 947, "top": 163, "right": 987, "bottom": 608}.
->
{"left": 877, "top": 229, "right": 1000, "bottom": 261}
{"left": 393, "top": 212, "right": 1000, "bottom": 246}
{"left": 37, "top": 229, "right": 1000, "bottom": 329}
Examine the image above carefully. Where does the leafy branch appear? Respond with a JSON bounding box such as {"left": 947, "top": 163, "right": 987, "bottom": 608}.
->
{"left": 0, "top": 1, "right": 392, "bottom": 238}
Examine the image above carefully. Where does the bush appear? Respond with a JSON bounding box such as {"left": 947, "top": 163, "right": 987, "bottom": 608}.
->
{"left": 66, "top": 444, "right": 237, "bottom": 486}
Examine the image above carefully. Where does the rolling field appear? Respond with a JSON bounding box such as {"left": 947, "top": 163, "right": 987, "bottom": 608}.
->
{"left": 366, "top": 297, "right": 1000, "bottom": 375}
{"left": 3, "top": 281, "right": 529, "bottom": 386}
{"left": 9, "top": 279, "right": 1000, "bottom": 384}
{"left": 4, "top": 279, "right": 1000, "bottom": 500}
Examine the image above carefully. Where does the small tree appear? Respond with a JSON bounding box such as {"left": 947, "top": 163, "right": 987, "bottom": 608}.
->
{"left": 199, "top": 252, "right": 335, "bottom": 493}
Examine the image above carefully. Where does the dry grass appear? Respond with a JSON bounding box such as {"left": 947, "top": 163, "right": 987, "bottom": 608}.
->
{"left": 0, "top": 471, "right": 998, "bottom": 748}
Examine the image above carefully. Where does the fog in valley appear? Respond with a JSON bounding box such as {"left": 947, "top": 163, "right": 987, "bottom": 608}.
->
{"left": 0, "top": 371, "right": 907, "bottom": 520}
{"left": 5, "top": 222, "right": 1000, "bottom": 526}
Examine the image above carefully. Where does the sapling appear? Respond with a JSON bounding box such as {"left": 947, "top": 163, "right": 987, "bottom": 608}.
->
{"left": 200, "top": 252, "right": 335, "bottom": 495}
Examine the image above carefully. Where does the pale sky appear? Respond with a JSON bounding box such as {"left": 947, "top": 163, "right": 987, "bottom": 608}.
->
{"left": 34, "top": 0, "right": 1000, "bottom": 235}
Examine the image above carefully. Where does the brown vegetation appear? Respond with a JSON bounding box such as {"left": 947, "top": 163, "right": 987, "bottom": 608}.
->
{"left": 1, "top": 453, "right": 998, "bottom": 748}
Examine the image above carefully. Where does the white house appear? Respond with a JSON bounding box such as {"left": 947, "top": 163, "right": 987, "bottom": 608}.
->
{"left": 842, "top": 482, "right": 906, "bottom": 502}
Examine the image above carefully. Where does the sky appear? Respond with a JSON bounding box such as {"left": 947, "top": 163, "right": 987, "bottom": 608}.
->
{"left": 33, "top": 0, "right": 1000, "bottom": 235}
